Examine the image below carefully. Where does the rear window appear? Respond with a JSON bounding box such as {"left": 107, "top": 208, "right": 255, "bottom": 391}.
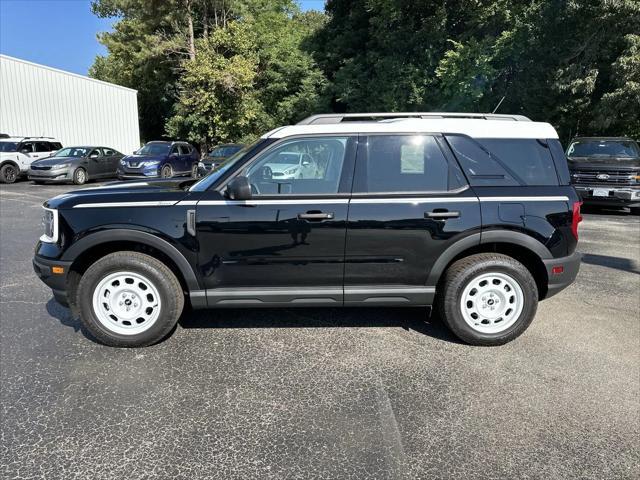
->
{"left": 445, "top": 136, "right": 559, "bottom": 186}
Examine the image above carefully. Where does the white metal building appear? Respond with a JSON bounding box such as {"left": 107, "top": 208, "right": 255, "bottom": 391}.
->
{"left": 0, "top": 54, "right": 140, "bottom": 154}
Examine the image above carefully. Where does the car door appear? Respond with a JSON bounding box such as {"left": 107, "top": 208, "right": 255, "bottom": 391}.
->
{"left": 33, "top": 142, "right": 54, "bottom": 161}
{"left": 343, "top": 134, "right": 481, "bottom": 305}
{"left": 194, "top": 135, "right": 357, "bottom": 306}
{"left": 102, "top": 148, "right": 120, "bottom": 177}
{"left": 180, "top": 145, "right": 193, "bottom": 173}
{"left": 86, "top": 148, "right": 104, "bottom": 177}
{"left": 168, "top": 145, "right": 180, "bottom": 172}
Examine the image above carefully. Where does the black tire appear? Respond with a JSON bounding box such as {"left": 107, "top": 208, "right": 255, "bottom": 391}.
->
{"left": 160, "top": 164, "right": 173, "bottom": 178}
{"left": 73, "top": 167, "right": 87, "bottom": 185}
{"left": 191, "top": 164, "right": 198, "bottom": 178}
{"left": 75, "top": 251, "right": 184, "bottom": 347}
{"left": 437, "top": 253, "right": 538, "bottom": 346}
{"left": 32, "top": 180, "right": 45, "bottom": 185}
{"left": 630, "top": 207, "right": 640, "bottom": 216}
{"left": 0, "top": 163, "right": 19, "bottom": 184}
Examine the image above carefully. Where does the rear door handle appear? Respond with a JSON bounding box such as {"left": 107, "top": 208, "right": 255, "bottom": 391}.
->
{"left": 425, "top": 210, "right": 460, "bottom": 219}
{"left": 298, "top": 212, "right": 334, "bottom": 220}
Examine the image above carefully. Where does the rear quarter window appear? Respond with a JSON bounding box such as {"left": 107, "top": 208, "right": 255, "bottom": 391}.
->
{"left": 478, "top": 138, "right": 559, "bottom": 186}
{"left": 445, "top": 135, "right": 559, "bottom": 186}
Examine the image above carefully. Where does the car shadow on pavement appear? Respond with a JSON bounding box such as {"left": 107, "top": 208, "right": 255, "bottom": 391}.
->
{"left": 180, "top": 306, "right": 463, "bottom": 344}
{"left": 45, "top": 299, "right": 462, "bottom": 345}
{"left": 581, "top": 253, "right": 639, "bottom": 275}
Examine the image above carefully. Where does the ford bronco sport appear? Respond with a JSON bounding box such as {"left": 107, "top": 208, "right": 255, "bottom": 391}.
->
{"left": 33, "top": 113, "right": 582, "bottom": 347}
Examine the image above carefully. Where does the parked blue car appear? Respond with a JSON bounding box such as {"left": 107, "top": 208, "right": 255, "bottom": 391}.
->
{"left": 117, "top": 141, "right": 199, "bottom": 179}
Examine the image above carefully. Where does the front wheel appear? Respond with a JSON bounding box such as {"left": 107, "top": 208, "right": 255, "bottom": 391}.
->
{"left": 73, "top": 167, "right": 87, "bottom": 185}
{"left": 160, "top": 164, "right": 173, "bottom": 178}
{"left": 437, "top": 253, "right": 538, "bottom": 346}
{"left": 0, "top": 164, "right": 19, "bottom": 183}
{"left": 75, "top": 252, "right": 184, "bottom": 347}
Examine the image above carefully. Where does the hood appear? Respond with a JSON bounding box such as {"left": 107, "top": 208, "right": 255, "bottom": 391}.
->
{"left": 122, "top": 153, "right": 166, "bottom": 163}
{"left": 32, "top": 156, "right": 79, "bottom": 167}
{"left": 44, "top": 178, "right": 198, "bottom": 209}
{"left": 568, "top": 156, "right": 640, "bottom": 169}
{"left": 267, "top": 163, "right": 299, "bottom": 173}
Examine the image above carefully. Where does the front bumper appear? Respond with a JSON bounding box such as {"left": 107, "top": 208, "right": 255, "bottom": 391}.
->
{"left": 543, "top": 251, "right": 582, "bottom": 299}
{"left": 33, "top": 255, "right": 73, "bottom": 306}
{"left": 28, "top": 168, "right": 72, "bottom": 183}
{"left": 117, "top": 166, "right": 160, "bottom": 179}
{"left": 574, "top": 186, "right": 640, "bottom": 207}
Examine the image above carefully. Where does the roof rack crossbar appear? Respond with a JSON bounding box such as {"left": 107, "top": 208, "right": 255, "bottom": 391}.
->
{"left": 297, "top": 112, "right": 531, "bottom": 125}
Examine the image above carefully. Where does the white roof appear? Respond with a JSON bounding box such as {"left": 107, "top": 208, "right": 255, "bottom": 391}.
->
{"left": 263, "top": 118, "right": 559, "bottom": 140}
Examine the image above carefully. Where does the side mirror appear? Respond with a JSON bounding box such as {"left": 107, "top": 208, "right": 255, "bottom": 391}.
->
{"left": 226, "top": 176, "right": 252, "bottom": 200}
{"left": 20, "top": 149, "right": 30, "bottom": 154}
{"left": 90, "top": 153, "right": 99, "bottom": 159}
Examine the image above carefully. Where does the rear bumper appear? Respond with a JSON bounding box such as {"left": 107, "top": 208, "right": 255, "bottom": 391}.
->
{"left": 574, "top": 186, "right": 640, "bottom": 207}
{"left": 33, "top": 255, "right": 72, "bottom": 306}
{"left": 543, "top": 251, "right": 582, "bottom": 299}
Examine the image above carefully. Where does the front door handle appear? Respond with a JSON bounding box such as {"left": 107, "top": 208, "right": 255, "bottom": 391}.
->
{"left": 425, "top": 210, "right": 460, "bottom": 219}
{"left": 298, "top": 212, "right": 334, "bottom": 221}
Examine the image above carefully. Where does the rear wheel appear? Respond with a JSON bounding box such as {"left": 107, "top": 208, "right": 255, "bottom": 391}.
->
{"left": 160, "top": 164, "right": 173, "bottom": 178}
{"left": 0, "top": 163, "right": 18, "bottom": 183}
{"left": 73, "top": 167, "right": 87, "bottom": 185}
{"left": 191, "top": 164, "right": 198, "bottom": 178}
{"left": 437, "top": 253, "right": 538, "bottom": 346}
{"left": 76, "top": 251, "right": 184, "bottom": 347}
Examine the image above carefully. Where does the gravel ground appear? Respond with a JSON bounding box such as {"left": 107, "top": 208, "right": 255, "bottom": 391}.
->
{"left": 1, "top": 182, "right": 638, "bottom": 480}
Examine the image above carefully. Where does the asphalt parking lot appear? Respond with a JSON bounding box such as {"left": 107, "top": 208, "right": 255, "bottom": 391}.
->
{"left": 1, "top": 181, "right": 638, "bottom": 479}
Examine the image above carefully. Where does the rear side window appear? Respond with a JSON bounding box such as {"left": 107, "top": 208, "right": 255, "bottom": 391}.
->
{"left": 179, "top": 145, "right": 191, "bottom": 155}
{"left": 354, "top": 135, "right": 458, "bottom": 193}
{"left": 445, "top": 135, "right": 519, "bottom": 186}
{"left": 35, "top": 142, "right": 52, "bottom": 152}
{"left": 478, "top": 138, "right": 559, "bottom": 186}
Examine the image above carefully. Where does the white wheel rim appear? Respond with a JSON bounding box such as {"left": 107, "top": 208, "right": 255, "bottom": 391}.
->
{"left": 460, "top": 272, "right": 524, "bottom": 334}
{"left": 77, "top": 170, "right": 85, "bottom": 183}
{"left": 92, "top": 271, "right": 162, "bottom": 335}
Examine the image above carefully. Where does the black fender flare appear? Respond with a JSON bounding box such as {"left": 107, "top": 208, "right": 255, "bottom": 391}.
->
{"left": 426, "top": 231, "right": 552, "bottom": 286}
{"left": 61, "top": 229, "right": 200, "bottom": 290}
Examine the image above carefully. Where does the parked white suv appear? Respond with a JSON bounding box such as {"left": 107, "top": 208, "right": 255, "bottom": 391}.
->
{"left": 0, "top": 137, "right": 63, "bottom": 183}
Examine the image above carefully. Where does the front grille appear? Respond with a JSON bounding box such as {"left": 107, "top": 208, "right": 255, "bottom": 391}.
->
{"left": 571, "top": 170, "right": 636, "bottom": 186}
{"left": 31, "top": 165, "right": 51, "bottom": 171}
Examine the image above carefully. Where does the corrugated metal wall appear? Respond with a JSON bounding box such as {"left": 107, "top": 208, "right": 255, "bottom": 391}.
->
{"left": 0, "top": 55, "right": 140, "bottom": 154}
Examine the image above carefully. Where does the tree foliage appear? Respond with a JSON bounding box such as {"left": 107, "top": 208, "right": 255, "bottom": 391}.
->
{"left": 91, "top": 0, "right": 640, "bottom": 145}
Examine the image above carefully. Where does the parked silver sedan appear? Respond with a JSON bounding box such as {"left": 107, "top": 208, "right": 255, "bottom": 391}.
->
{"left": 28, "top": 146, "right": 124, "bottom": 185}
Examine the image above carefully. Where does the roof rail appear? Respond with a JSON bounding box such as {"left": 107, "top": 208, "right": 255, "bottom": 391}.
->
{"left": 23, "top": 136, "right": 56, "bottom": 139}
{"left": 297, "top": 112, "right": 531, "bottom": 125}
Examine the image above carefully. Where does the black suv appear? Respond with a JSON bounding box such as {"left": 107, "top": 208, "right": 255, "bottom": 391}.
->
{"left": 33, "top": 113, "right": 582, "bottom": 348}
{"left": 567, "top": 137, "right": 640, "bottom": 214}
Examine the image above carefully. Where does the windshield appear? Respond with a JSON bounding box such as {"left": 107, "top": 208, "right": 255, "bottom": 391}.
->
{"left": 567, "top": 140, "right": 640, "bottom": 158}
{"left": 190, "top": 140, "right": 265, "bottom": 192}
{"left": 268, "top": 152, "right": 301, "bottom": 165}
{"left": 54, "top": 147, "right": 89, "bottom": 157}
{"left": 0, "top": 141, "right": 18, "bottom": 152}
{"left": 136, "top": 143, "right": 170, "bottom": 156}
{"left": 208, "top": 145, "right": 242, "bottom": 158}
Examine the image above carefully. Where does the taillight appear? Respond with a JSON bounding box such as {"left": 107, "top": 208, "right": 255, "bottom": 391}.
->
{"left": 571, "top": 201, "right": 583, "bottom": 240}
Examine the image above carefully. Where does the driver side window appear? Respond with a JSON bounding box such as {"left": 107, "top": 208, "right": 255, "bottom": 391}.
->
{"left": 245, "top": 137, "right": 349, "bottom": 195}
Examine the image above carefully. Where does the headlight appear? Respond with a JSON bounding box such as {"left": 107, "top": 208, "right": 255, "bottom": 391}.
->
{"left": 53, "top": 163, "right": 70, "bottom": 169}
{"left": 141, "top": 161, "right": 160, "bottom": 167}
{"left": 198, "top": 162, "right": 204, "bottom": 168}
{"left": 119, "top": 159, "right": 126, "bottom": 166}
{"left": 40, "top": 207, "right": 58, "bottom": 243}
{"left": 284, "top": 167, "right": 297, "bottom": 175}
